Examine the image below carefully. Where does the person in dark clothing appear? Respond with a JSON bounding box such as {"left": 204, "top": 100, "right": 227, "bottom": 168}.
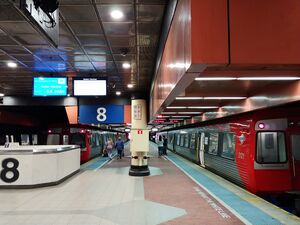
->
{"left": 163, "top": 136, "right": 168, "bottom": 155}
{"left": 115, "top": 137, "right": 124, "bottom": 159}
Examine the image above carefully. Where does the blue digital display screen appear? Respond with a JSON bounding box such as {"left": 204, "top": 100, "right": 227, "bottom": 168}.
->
{"left": 33, "top": 77, "right": 68, "bottom": 96}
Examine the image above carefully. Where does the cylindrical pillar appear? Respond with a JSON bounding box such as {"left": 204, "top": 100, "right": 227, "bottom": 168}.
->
{"left": 129, "top": 99, "right": 150, "bottom": 176}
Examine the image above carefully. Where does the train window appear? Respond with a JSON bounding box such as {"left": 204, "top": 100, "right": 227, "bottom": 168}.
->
{"left": 177, "top": 134, "right": 181, "bottom": 146}
{"left": 180, "top": 135, "right": 185, "bottom": 146}
{"left": 32, "top": 134, "right": 38, "bottom": 145}
{"left": 47, "top": 134, "right": 60, "bottom": 145}
{"left": 256, "top": 132, "right": 286, "bottom": 163}
{"left": 190, "top": 133, "right": 196, "bottom": 149}
{"left": 70, "top": 133, "right": 86, "bottom": 148}
{"left": 184, "top": 134, "right": 189, "bottom": 148}
{"left": 221, "top": 133, "right": 236, "bottom": 159}
{"left": 63, "top": 135, "right": 69, "bottom": 145}
{"left": 291, "top": 134, "right": 300, "bottom": 160}
{"left": 21, "top": 134, "right": 30, "bottom": 145}
{"left": 208, "top": 133, "right": 219, "bottom": 155}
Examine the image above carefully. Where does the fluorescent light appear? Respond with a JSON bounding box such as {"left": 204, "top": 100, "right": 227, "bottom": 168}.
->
{"left": 237, "top": 77, "right": 300, "bottom": 80}
{"left": 122, "top": 62, "right": 130, "bottom": 69}
{"left": 177, "top": 112, "right": 202, "bottom": 114}
{"left": 116, "top": 91, "right": 121, "bottom": 96}
{"left": 172, "top": 116, "right": 191, "bottom": 118}
{"left": 7, "top": 62, "right": 17, "bottom": 68}
{"left": 203, "top": 97, "right": 247, "bottom": 100}
{"left": 110, "top": 10, "right": 124, "bottom": 19}
{"left": 195, "top": 77, "right": 236, "bottom": 81}
{"left": 127, "top": 84, "right": 134, "bottom": 88}
{"left": 221, "top": 106, "right": 244, "bottom": 109}
{"left": 205, "top": 112, "right": 227, "bottom": 115}
{"left": 161, "top": 112, "right": 177, "bottom": 114}
{"left": 176, "top": 97, "right": 203, "bottom": 100}
{"left": 0, "top": 93, "right": 4, "bottom": 97}
{"left": 166, "top": 106, "right": 187, "bottom": 109}
{"left": 188, "top": 106, "right": 218, "bottom": 109}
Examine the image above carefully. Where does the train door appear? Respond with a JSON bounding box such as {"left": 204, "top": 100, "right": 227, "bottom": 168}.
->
{"left": 289, "top": 133, "right": 300, "bottom": 190}
{"left": 198, "top": 132, "right": 205, "bottom": 167}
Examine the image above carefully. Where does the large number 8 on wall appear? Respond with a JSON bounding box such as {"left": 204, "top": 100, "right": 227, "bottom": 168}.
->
{"left": 97, "top": 107, "right": 107, "bottom": 122}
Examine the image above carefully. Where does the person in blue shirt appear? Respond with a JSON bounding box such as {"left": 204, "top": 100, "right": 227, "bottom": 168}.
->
{"left": 115, "top": 137, "right": 124, "bottom": 159}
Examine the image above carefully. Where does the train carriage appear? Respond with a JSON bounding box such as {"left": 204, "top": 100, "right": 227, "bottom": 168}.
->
{"left": 160, "top": 104, "right": 300, "bottom": 195}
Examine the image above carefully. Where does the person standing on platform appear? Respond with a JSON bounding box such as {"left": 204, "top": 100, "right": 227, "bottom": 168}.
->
{"left": 163, "top": 136, "right": 168, "bottom": 155}
{"left": 157, "top": 135, "right": 164, "bottom": 157}
{"left": 105, "top": 138, "right": 114, "bottom": 159}
{"left": 115, "top": 136, "right": 124, "bottom": 159}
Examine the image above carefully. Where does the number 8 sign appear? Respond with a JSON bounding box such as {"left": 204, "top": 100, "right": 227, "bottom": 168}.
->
{"left": 0, "top": 158, "right": 20, "bottom": 183}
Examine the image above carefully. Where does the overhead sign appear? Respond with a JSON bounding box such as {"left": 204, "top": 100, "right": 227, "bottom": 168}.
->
{"left": 73, "top": 78, "right": 107, "bottom": 96}
{"left": 21, "top": 0, "right": 59, "bottom": 46}
{"left": 79, "top": 105, "right": 125, "bottom": 124}
{"left": 33, "top": 77, "right": 67, "bottom": 96}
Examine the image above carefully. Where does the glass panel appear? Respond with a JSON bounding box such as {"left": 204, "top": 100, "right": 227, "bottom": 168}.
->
{"left": 21, "top": 134, "right": 30, "bottom": 145}
{"left": 221, "top": 133, "right": 236, "bottom": 159}
{"left": 180, "top": 135, "right": 184, "bottom": 146}
{"left": 176, "top": 134, "right": 180, "bottom": 146}
{"left": 63, "top": 135, "right": 69, "bottom": 145}
{"left": 291, "top": 134, "right": 300, "bottom": 160}
{"left": 256, "top": 132, "right": 286, "bottom": 163}
{"left": 184, "top": 134, "right": 189, "bottom": 148}
{"left": 47, "top": 134, "right": 60, "bottom": 145}
{"left": 70, "top": 133, "right": 86, "bottom": 148}
{"left": 32, "top": 134, "right": 38, "bottom": 145}
{"left": 190, "top": 133, "right": 196, "bottom": 149}
{"left": 208, "top": 133, "right": 219, "bottom": 155}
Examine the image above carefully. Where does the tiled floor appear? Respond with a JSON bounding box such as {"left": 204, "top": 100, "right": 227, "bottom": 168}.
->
{"left": 0, "top": 143, "right": 299, "bottom": 225}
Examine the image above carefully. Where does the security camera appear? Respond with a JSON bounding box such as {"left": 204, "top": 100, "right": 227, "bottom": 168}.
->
{"left": 120, "top": 48, "right": 129, "bottom": 56}
{"left": 33, "top": 0, "right": 59, "bottom": 13}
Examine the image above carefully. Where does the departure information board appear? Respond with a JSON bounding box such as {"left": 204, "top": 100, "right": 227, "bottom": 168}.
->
{"left": 33, "top": 77, "right": 68, "bottom": 96}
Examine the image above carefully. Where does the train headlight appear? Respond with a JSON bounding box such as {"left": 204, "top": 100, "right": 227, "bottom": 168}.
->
{"left": 258, "top": 123, "right": 265, "bottom": 129}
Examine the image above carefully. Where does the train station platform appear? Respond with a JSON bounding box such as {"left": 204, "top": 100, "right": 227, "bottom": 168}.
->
{"left": 0, "top": 143, "right": 299, "bottom": 225}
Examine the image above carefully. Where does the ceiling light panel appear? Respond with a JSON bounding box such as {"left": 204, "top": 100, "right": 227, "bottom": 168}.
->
{"left": 195, "top": 77, "right": 236, "bottom": 81}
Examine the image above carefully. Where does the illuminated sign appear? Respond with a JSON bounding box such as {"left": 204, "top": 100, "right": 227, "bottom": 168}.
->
{"left": 73, "top": 78, "right": 107, "bottom": 96}
{"left": 33, "top": 77, "right": 67, "bottom": 96}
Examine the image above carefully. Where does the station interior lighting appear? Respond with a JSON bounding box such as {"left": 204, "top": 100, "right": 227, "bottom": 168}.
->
{"left": 187, "top": 106, "right": 218, "bottom": 109}
{"left": 122, "top": 62, "right": 131, "bottom": 69}
{"left": 176, "top": 97, "right": 202, "bottom": 100}
{"left": 195, "top": 77, "right": 236, "bottom": 81}
{"left": 127, "top": 84, "right": 133, "bottom": 88}
{"left": 172, "top": 115, "right": 191, "bottom": 118}
{"left": 116, "top": 91, "right": 121, "bottom": 96}
{"left": 195, "top": 77, "right": 300, "bottom": 81}
{"left": 177, "top": 112, "right": 202, "bottom": 114}
{"left": 7, "top": 62, "right": 17, "bottom": 68}
{"left": 176, "top": 96, "right": 247, "bottom": 100}
{"left": 0, "top": 93, "right": 4, "bottom": 97}
{"left": 166, "top": 106, "right": 187, "bottom": 109}
{"left": 110, "top": 10, "right": 124, "bottom": 20}
{"left": 161, "top": 112, "right": 176, "bottom": 114}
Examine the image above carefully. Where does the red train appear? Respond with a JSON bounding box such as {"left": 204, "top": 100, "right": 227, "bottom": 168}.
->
{"left": 47, "top": 125, "right": 127, "bottom": 163}
{"left": 160, "top": 103, "right": 300, "bottom": 195}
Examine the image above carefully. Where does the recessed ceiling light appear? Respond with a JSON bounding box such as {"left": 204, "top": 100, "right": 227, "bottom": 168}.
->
{"left": 127, "top": 84, "right": 134, "bottom": 88}
{"left": 116, "top": 91, "right": 121, "bottom": 96}
{"left": 7, "top": 62, "right": 17, "bottom": 68}
{"left": 122, "top": 62, "right": 130, "bottom": 69}
{"left": 110, "top": 10, "right": 124, "bottom": 20}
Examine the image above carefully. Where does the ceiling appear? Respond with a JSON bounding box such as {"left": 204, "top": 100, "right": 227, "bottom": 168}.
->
{"left": 0, "top": 0, "right": 167, "bottom": 96}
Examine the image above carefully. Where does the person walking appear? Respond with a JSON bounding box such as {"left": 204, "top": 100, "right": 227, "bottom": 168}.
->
{"left": 163, "top": 136, "right": 168, "bottom": 155}
{"left": 157, "top": 135, "right": 164, "bottom": 157}
{"left": 105, "top": 138, "right": 114, "bottom": 159}
{"left": 115, "top": 136, "right": 124, "bottom": 159}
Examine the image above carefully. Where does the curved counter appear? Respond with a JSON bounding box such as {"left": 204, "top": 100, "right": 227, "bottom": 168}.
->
{"left": 0, "top": 145, "right": 81, "bottom": 188}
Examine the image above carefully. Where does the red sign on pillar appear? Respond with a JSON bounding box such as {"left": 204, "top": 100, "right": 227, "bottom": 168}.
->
{"left": 137, "top": 130, "right": 143, "bottom": 134}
